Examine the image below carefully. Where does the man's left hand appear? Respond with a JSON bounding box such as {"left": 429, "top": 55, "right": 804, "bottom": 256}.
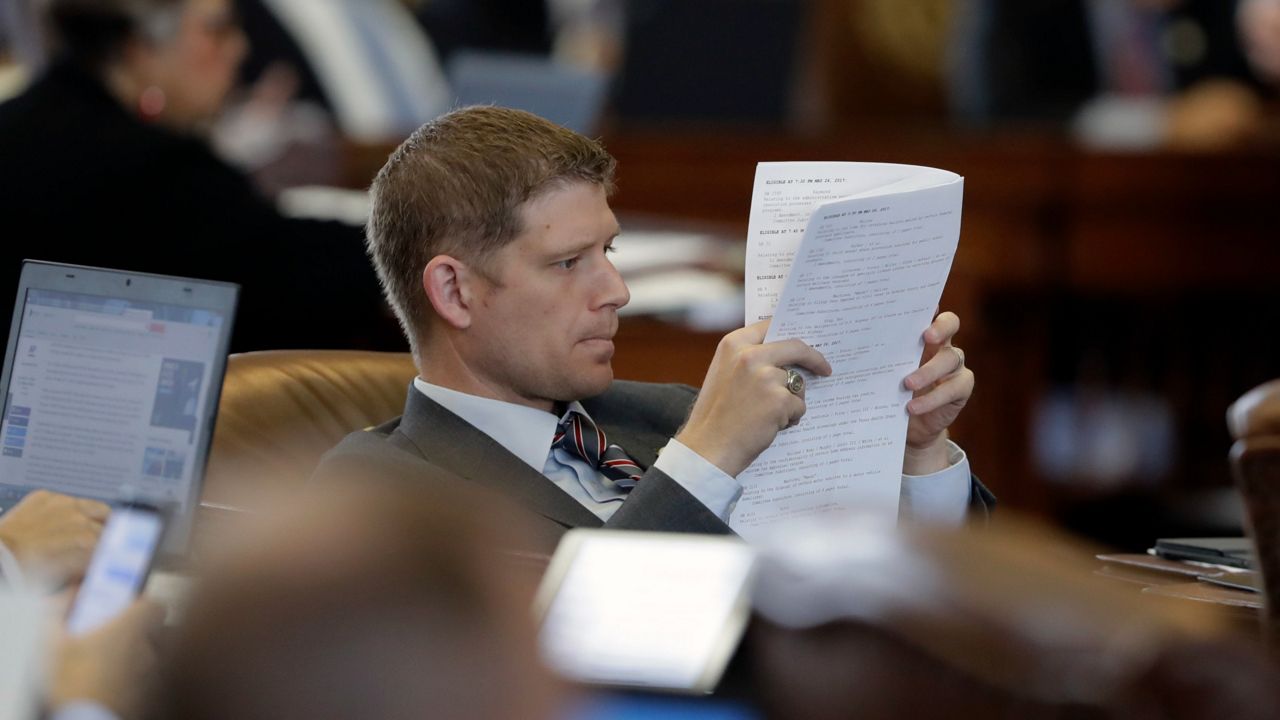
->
{"left": 901, "top": 311, "right": 974, "bottom": 475}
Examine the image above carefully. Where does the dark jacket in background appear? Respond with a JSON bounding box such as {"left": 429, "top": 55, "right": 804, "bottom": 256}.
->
{"left": 414, "top": 0, "right": 552, "bottom": 63}
{"left": 954, "top": 0, "right": 1262, "bottom": 124}
{"left": 0, "top": 60, "right": 397, "bottom": 353}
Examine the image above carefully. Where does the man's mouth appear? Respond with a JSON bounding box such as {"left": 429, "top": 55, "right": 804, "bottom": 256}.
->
{"left": 578, "top": 330, "right": 617, "bottom": 356}
{"left": 580, "top": 322, "right": 618, "bottom": 344}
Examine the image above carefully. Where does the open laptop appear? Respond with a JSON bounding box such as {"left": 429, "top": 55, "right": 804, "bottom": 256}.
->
{"left": 0, "top": 261, "right": 238, "bottom": 557}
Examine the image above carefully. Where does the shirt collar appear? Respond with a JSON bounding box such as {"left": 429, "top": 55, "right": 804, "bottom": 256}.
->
{"left": 412, "top": 377, "right": 589, "bottom": 472}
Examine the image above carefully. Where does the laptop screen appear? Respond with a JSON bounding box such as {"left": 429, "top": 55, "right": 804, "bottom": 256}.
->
{"left": 0, "top": 262, "right": 238, "bottom": 555}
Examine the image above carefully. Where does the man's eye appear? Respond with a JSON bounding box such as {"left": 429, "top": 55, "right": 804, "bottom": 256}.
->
{"left": 557, "top": 257, "right": 579, "bottom": 270}
{"left": 604, "top": 245, "right": 618, "bottom": 255}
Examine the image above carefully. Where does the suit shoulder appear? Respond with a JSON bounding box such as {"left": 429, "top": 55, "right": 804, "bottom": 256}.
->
{"left": 316, "top": 416, "right": 415, "bottom": 471}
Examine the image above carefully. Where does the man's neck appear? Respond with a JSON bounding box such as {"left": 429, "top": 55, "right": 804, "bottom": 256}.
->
{"left": 417, "top": 343, "right": 555, "bottom": 413}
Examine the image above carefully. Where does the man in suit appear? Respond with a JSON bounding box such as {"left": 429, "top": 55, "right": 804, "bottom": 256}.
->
{"left": 317, "top": 106, "right": 988, "bottom": 547}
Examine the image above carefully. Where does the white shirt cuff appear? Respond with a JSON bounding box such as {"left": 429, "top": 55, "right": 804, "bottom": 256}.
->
{"left": 899, "top": 440, "right": 971, "bottom": 526}
{"left": 652, "top": 439, "right": 743, "bottom": 521}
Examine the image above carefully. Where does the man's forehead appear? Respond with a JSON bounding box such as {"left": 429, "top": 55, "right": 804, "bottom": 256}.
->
{"left": 515, "top": 183, "right": 620, "bottom": 248}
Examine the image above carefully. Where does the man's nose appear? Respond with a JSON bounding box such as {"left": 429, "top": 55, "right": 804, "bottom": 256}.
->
{"left": 596, "top": 257, "right": 630, "bottom": 310}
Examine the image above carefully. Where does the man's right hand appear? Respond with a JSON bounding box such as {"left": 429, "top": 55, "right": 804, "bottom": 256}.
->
{"left": 0, "top": 490, "right": 109, "bottom": 584}
{"left": 676, "top": 320, "right": 831, "bottom": 477}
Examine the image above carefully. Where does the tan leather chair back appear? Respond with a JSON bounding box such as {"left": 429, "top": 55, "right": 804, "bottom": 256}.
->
{"left": 202, "top": 350, "right": 417, "bottom": 511}
{"left": 1229, "top": 379, "right": 1280, "bottom": 653}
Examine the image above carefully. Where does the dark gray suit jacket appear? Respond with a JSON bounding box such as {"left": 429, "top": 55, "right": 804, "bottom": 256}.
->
{"left": 315, "top": 381, "right": 734, "bottom": 547}
{"left": 315, "top": 380, "right": 995, "bottom": 545}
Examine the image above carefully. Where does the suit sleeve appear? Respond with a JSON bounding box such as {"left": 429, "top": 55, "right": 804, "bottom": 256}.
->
{"left": 604, "top": 466, "right": 735, "bottom": 535}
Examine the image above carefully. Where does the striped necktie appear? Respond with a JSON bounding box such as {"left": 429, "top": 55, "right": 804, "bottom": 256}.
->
{"left": 553, "top": 411, "right": 644, "bottom": 489}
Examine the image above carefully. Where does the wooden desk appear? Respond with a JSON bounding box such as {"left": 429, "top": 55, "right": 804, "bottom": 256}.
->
{"left": 1096, "top": 553, "right": 1263, "bottom": 636}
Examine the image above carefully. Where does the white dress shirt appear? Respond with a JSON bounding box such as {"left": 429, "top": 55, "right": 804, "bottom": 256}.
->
{"left": 414, "top": 378, "right": 973, "bottom": 526}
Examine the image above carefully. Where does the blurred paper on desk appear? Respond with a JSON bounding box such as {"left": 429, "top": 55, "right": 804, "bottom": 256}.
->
{"left": 0, "top": 589, "right": 44, "bottom": 720}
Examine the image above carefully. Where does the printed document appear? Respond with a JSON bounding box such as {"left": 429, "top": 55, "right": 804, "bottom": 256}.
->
{"left": 732, "top": 162, "right": 963, "bottom": 541}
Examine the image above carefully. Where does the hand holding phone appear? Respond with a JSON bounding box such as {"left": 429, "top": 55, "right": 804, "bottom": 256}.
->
{"left": 66, "top": 504, "right": 165, "bottom": 636}
{"left": 51, "top": 599, "right": 166, "bottom": 719}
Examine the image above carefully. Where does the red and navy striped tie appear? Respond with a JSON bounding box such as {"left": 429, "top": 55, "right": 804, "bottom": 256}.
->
{"left": 552, "top": 411, "right": 644, "bottom": 489}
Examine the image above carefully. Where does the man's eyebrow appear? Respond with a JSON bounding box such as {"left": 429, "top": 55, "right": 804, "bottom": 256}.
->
{"left": 549, "top": 227, "right": 623, "bottom": 258}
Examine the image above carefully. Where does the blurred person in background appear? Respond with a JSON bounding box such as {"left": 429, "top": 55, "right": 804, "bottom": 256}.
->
{"left": 157, "top": 480, "right": 562, "bottom": 720}
{"left": 1239, "top": 0, "right": 1280, "bottom": 85}
{"left": 0, "top": 0, "right": 36, "bottom": 100}
{"left": 0, "top": 0, "right": 395, "bottom": 352}
{"left": 951, "top": 0, "right": 1274, "bottom": 149}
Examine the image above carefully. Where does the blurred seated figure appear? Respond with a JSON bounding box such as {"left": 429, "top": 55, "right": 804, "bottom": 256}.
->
{"left": 0, "top": 0, "right": 395, "bottom": 352}
{"left": 157, "top": 480, "right": 562, "bottom": 720}
{"left": 0, "top": 490, "right": 108, "bottom": 588}
{"left": 0, "top": 0, "right": 37, "bottom": 100}
{"left": 951, "top": 0, "right": 1272, "bottom": 149}
{"left": 233, "top": 0, "right": 451, "bottom": 142}
{"left": 1239, "top": 0, "right": 1280, "bottom": 85}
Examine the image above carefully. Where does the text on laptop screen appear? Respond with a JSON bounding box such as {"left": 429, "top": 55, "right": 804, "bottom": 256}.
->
{"left": 0, "top": 288, "right": 225, "bottom": 514}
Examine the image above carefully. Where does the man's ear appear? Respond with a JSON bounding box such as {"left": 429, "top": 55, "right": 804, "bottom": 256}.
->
{"left": 422, "top": 255, "right": 474, "bottom": 330}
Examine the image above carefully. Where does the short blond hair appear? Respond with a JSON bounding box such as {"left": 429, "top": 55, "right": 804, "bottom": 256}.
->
{"left": 366, "top": 106, "right": 616, "bottom": 359}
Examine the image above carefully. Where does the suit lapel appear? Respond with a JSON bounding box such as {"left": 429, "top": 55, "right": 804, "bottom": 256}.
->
{"left": 396, "top": 387, "right": 602, "bottom": 529}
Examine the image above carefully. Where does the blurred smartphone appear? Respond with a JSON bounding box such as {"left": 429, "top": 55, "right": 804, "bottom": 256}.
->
{"left": 67, "top": 503, "right": 165, "bottom": 636}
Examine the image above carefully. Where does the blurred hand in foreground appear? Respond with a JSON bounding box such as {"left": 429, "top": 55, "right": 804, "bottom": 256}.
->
{"left": 0, "top": 490, "right": 109, "bottom": 585}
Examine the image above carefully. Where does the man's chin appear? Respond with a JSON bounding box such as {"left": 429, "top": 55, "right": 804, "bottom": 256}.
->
{"left": 572, "top": 365, "right": 614, "bottom": 400}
